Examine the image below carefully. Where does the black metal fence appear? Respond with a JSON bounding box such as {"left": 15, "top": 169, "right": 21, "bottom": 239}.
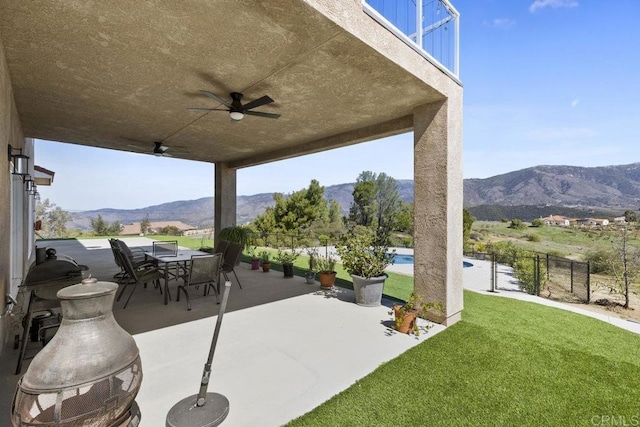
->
{"left": 543, "top": 254, "right": 591, "bottom": 303}
{"left": 247, "top": 231, "right": 342, "bottom": 253}
{"left": 464, "top": 251, "right": 591, "bottom": 303}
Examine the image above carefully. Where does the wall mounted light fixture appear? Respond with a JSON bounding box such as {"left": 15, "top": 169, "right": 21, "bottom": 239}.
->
{"left": 8, "top": 144, "right": 30, "bottom": 176}
{"left": 24, "top": 176, "right": 34, "bottom": 192}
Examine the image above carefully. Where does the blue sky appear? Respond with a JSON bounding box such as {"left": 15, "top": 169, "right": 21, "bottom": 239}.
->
{"left": 35, "top": 0, "right": 640, "bottom": 210}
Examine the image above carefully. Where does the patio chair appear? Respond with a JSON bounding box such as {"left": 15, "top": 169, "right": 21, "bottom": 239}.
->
{"left": 153, "top": 240, "right": 178, "bottom": 257}
{"left": 212, "top": 239, "right": 230, "bottom": 256}
{"left": 108, "top": 238, "right": 125, "bottom": 278}
{"left": 221, "top": 242, "right": 244, "bottom": 289}
{"left": 111, "top": 238, "right": 151, "bottom": 274}
{"left": 115, "top": 248, "right": 165, "bottom": 309}
{"left": 176, "top": 253, "right": 223, "bottom": 310}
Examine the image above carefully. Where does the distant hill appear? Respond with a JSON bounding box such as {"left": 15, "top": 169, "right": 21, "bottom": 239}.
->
{"left": 464, "top": 163, "right": 640, "bottom": 209}
{"left": 68, "top": 163, "right": 640, "bottom": 229}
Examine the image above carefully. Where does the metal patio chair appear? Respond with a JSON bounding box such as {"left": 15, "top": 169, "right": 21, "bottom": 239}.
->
{"left": 152, "top": 240, "right": 178, "bottom": 257}
{"left": 176, "top": 253, "right": 223, "bottom": 310}
{"left": 110, "top": 238, "right": 151, "bottom": 278}
{"left": 115, "top": 248, "right": 165, "bottom": 309}
{"left": 221, "top": 242, "right": 244, "bottom": 289}
{"left": 212, "top": 239, "right": 230, "bottom": 256}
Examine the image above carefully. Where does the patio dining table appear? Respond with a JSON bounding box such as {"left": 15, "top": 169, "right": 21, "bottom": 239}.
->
{"left": 144, "top": 249, "right": 210, "bottom": 304}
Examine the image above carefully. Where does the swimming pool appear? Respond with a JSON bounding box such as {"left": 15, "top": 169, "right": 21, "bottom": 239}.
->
{"left": 391, "top": 254, "right": 474, "bottom": 268}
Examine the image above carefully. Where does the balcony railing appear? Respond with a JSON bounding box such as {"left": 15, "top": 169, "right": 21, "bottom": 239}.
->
{"left": 363, "top": 0, "right": 459, "bottom": 80}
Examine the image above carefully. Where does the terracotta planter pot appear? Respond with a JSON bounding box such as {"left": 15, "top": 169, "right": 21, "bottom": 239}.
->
{"left": 251, "top": 259, "right": 260, "bottom": 270}
{"left": 262, "top": 263, "right": 271, "bottom": 273}
{"left": 393, "top": 305, "right": 418, "bottom": 334}
{"left": 318, "top": 271, "right": 336, "bottom": 289}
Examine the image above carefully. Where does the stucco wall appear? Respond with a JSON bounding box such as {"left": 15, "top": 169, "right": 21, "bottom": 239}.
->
{"left": 0, "top": 35, "right": 26, "bottom": 350}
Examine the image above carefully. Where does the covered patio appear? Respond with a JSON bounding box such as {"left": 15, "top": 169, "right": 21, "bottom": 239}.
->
{"left": 1, "top": 0, "right": 462, "bottom": 425}
{"left": 0, "top": 238, "right": 445, "bottom": 425}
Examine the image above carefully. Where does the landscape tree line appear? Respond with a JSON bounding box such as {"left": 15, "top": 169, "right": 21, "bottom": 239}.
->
{"left": 249, "top": 172, "right": 415, "bottom": 247}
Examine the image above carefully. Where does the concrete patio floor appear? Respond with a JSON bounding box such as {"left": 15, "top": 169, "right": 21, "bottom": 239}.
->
{"left": 5, "top": 240, "right": 636, "bottom": 426}
{"left": 0, "top": 239, "right": 445, "bottom": 426}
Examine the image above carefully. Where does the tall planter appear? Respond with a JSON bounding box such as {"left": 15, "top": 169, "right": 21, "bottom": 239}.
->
{"left": 282, "top": 263, "right": 294, "bottom": 278}
{"left": 351, "top": 274, "right": 387, "bottom": 307}
{"left": 250, "top": 258, "right": 260, "bottom": 270}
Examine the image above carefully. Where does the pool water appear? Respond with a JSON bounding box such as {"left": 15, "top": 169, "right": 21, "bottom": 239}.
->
{"left": 391, "top": 254, "right": 474, "bottom": 268}
{"left": 393, "top": 254, "right": 414, "bottom": 264}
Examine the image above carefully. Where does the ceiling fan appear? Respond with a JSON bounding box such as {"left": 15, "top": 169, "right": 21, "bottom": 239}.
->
{"left": 188, "top": 91, "right": 280, "bottom": 121}
{"left": 126, "top": 141, "right": 180, "bottom": 157}
{"left": 152, "top": 141, "right": 171, "bottom": 157}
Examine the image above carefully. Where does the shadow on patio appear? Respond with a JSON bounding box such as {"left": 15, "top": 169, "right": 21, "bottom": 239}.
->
{"left": 33, "top": 237, "right": 323, "bottom": 335}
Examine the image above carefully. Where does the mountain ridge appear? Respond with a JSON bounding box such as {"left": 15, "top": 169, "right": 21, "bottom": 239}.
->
{"left": 67, "top": 163, "right": 640, "bottom": 229}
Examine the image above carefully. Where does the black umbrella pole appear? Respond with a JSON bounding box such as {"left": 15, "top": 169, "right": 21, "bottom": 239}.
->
{"left": 196, "top": 281, "right": 232, "bottom": 406}
{"left": 165, "top": 281, "right": 232, "bottom": 427}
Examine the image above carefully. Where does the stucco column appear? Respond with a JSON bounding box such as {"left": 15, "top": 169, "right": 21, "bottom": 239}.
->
{"left": 214, "top": 162, "right": 237, "bottom": 241}
{"left": 413, "top": 95, "right": 463, "bottom": 326}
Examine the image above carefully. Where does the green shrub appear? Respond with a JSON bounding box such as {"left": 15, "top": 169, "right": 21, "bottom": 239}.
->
{"left": 531, "top": 218, "right": 544, "bottom": 227}
{"left": 584, "top": 249, "right": 616, "bottom": 274}
{"left": 513, "top": 254, "right": 546, "bottom": 294}
{"left": 527, "top": 233, "right": 541, "bottom": 242}
{"left": 509, "top": 219, "right": 527, "bottom": 230}
{"left": 487, "top": 241, "right": 523, "bottom": 266}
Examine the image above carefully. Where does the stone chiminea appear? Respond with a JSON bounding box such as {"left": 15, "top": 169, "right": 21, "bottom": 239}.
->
{"left": 11, "top": 278, "right": 142, "bottom": 426}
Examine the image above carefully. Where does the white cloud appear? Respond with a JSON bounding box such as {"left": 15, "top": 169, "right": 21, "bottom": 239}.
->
{"left": 529, "top": 0, "right": 578, "bottom": 13}
{"left": 571, "top": 99, "right": 579, "bottom": 107}
{"left": 483, "top": 18, "right": 516, "bottom": 29}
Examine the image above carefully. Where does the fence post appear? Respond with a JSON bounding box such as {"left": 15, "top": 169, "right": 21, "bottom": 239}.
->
{"left": 533, "top": 255, "right": 540, "bottom": 296}
{"left": 586, "top": 261, "right": 591, "bottom": 304}
{"left": 570, "top": 260, "right": 574, "bottom": 294}
{"left": 546, "top": 253, "right": 550, "bottom": 280}
{"left": 489, "top": 253, "right": 497, "bottom": 292}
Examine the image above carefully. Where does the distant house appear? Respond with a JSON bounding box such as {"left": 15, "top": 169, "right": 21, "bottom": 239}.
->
{"left": 575, "top": 218, "right": 610, "bottom": 227}
{"left": 613, "top": 216, "right": 626, "bottom": 223}
{"left": 542, "top": 215, "right": 571, "bottom": 226}
{"left": 121, "top": 221, "right": 196, "bottom": 235}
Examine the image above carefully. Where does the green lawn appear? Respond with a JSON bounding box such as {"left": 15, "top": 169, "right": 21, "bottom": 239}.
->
{"left": 288, "top": 290, "right": 640, "bottom": 426}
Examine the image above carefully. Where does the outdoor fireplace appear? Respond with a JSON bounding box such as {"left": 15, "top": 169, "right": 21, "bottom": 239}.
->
{"left": 11, "top": 278, "right": 142, "bottom": 426}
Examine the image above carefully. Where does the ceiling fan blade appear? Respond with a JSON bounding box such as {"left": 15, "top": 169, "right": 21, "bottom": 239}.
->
{"left": 187, "top": 107, "right": 215, "bottom": 112}
{"left": 242, "top": 95, "right": 274, "bottom": 111}
{"left": 245, "top": 110, "right": 281, "bottom": 119}
{"left": 199, "top": 90, "right": 232, "bottom": 107}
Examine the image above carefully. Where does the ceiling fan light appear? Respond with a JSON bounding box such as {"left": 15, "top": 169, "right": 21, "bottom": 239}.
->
{"left": 229, "top": 111, "right": 244, "bottom": 121}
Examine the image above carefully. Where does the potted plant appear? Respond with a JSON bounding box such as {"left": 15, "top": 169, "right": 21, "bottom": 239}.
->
{"left": 260, "top": 251, "right": 271, "bottom": 273}
{"left": 336, "top": 227, "right": 394, "bottom": 307}
{"left": 391, "top": 292, "right": 443, "bottom": 335}
{"left": 304, "top": 248, "right": 317, "bottom": 284}
{"left": 218, "top": 226, "right": 251, "bottom": 249}
{"left": 315, "top": 254, "right": 337, "bottom": 289}
{"left": 274, "top": 250, "right": 299, "bottom": 278}
{"left": 245, "top": 246, "right": 260, "bottom": 270}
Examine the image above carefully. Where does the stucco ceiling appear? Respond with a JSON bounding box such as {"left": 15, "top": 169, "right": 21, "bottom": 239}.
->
{"left": 0, "top": 0, "right": 446, "bottom": 167}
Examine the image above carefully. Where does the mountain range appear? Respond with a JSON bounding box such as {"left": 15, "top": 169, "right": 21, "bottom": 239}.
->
{"left": 68, "top": 163, "right": 640, "bottom": 229}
